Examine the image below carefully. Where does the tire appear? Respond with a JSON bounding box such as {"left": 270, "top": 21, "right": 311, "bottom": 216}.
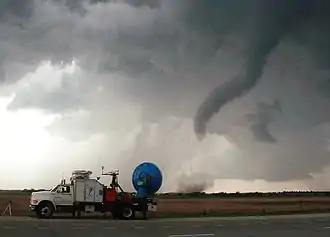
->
{"left": 121, "top": 204, "right": 135, "bottom": 220}
{"left": 36, "top": 202, "right": 54, "bottom": 219}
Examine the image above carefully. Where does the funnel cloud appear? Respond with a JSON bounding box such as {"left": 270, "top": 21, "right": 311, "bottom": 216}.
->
{"left": 193, "top": 0, "right": 322, "bottom": 140}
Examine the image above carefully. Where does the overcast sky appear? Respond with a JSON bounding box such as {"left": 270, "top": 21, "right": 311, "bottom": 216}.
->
{"left": 0, "top": 0, "right": 330, "bottom": 192}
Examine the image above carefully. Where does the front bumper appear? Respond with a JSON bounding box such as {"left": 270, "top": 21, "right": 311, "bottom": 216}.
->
{"left": 29, "top": 204, "right": 36, "bottom": 212}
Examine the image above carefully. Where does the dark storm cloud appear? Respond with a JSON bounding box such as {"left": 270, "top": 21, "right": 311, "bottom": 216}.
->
{"left": 246, "top": 99, "right": 281, "bottom": 142}
{"left": 1, "top": 0, "right": 330, "bottom": 188}
{"left": 0, "top": 0, "right": 34, "bottom": 19}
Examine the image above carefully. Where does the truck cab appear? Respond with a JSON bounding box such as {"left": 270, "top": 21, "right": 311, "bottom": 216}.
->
{"left": 30, "top": 183, "right": 73, "bottom": 218}
{"left": 51, "top": 184, "right": 73, "bottom": 206}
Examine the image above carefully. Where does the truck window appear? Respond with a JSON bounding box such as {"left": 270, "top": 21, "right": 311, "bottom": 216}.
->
{"left": 61, "top": 186, "right": 71, "bottom": 193}
{"left": 51, "top": 185, "right": 59, "bottom": 192}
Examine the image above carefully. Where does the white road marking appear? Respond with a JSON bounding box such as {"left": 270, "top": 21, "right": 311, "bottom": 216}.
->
{"left": 216, "top": 224, "right": 224, "bottom": 227}
{"left": 290, "top": 225, "right": 301, "bottom": 228}
{"left": 103, "top": 226, "right": 116, "bottom": 230}
{"left": 324, "top": 227, "right": 330, "bottom": 229}
{"left": 169, "top": 234, "right": 215, "bottom": 237}
{"left": 132, "top": 225, "right": 145, "bottom": 229}
{"left": 163, "top": 225, "right": 172, "bottom": 228}
{"left": 37, "top": 226, "right": 49, "bottom": 230}
{"left": 192, "top": 225, "right": 201, "bottom": 228}
{"left": 2, "top": 226, "right": 15, "bottom": 229}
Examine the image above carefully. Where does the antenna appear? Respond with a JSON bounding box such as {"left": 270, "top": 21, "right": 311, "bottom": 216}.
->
{"left": 101, "top": 165, "right": 123, "bottom": 192}
{"left": 101, "top": 166, "right": 119, "bottom": 176}
{"left": 61, "top": 172, "right": 66, "bottom": 185}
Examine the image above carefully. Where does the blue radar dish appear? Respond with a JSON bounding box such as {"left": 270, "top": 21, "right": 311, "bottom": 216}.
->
{"left": 132, "top": 162, "right": 163, "bottom": 197}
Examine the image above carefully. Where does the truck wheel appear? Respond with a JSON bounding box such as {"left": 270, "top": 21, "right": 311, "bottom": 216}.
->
{"left": 122, "top": 205, "right": 134, "bottom": 220}
{"left": 37, "top": 202, "right": 54, "bottom": 219}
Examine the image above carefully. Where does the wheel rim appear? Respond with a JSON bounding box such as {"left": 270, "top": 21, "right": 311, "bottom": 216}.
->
{"left": 41, "top": 207, "right": 50, "bottom": 217}
{"left": 123, "top": 208, "right": 132, "bottom": 218}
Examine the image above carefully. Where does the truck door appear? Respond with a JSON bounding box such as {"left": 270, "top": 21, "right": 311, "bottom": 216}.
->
{"left": 54, "top": 185, "right": 73, "bottom": 206}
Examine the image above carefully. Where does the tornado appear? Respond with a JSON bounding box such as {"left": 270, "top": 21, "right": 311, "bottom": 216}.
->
{"left": 194, "top": 0, "right": 310, "bottom": 140}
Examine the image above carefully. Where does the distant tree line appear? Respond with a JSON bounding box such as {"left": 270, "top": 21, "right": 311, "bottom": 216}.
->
{"left": 156, "top": 191, "right": 330, "bottom": 198}
{"left": 0, "top": 189, "right": 47, "bottom": 195}
{"left": 21, "top": 189, "right": 47, "bottom": 194}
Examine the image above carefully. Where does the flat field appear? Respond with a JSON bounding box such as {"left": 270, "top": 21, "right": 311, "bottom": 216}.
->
{"left": 155, "top": 197, "right": 330, "bottom": 217}
{"left": 1, "top": 192, "right": 330, "bottom": 217}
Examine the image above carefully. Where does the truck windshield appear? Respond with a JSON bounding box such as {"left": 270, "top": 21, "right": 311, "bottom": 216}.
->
{"left": 50, "top": 185, "right": 59, "bottom": 192}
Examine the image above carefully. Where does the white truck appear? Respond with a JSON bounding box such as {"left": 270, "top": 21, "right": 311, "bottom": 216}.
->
{"left": 29, "top": 169, "right": 157, "bottom": 219}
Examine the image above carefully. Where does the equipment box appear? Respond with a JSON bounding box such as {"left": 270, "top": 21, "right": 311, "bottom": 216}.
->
{"left": 147, "top": 204, "right": 157, "bottom": 212}
{"left": 73, "top": 179, "right": 103, "bottom": 203}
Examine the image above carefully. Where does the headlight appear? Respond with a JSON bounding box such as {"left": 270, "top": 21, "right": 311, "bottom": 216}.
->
{"left": 31, "top": 200, "right": 38, "bottom": 205}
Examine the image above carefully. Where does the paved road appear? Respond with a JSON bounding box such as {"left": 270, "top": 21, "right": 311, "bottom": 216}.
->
{"left": 1, "top": 214, "right": 330, "bottom": 237}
